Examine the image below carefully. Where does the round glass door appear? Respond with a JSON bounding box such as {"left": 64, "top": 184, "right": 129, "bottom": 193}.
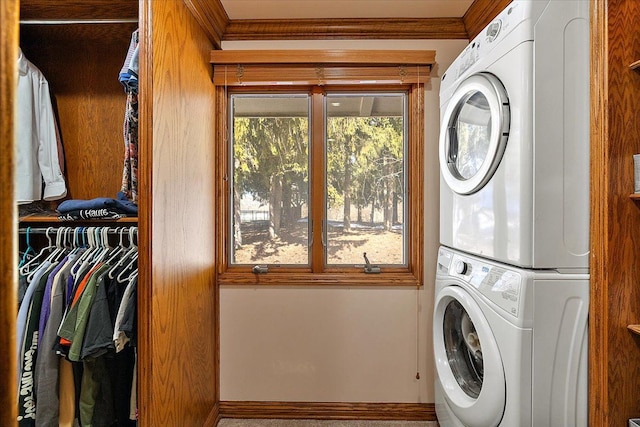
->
{"left": 433, "top": 285, "right": 505, "bottom": 427}
{"left": 439, "top": 73, "right": 510, "bottom": 195}
{"left": 444, "top": 299, "right": 484, "bottom": 398}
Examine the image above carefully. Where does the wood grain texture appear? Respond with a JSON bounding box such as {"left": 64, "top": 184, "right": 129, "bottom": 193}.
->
{"left": 183, "top": 0, "right": 229, "bottom": 49}
{"left": 589, "top": 1, "right": 609, "bottom": 425}
{"left": 0, "top": 0, "right": 18, "bottom": 425}
{"left": 213, "top": 65, "right": 431, "bottom": 86}
{"left": 223, "top": 18, "right": 468, "bottom": 41}
{"left": 20, "top": 23, "right": 138, "bottom": 201}
{"left": 462, "top": 0, "right": 512, "bottom": 41}
{"left": 20, "top": 0, "right": 137, "bottom": 21}
{"left": 138, "top": 0, "right": 218, "bottom": 425}
{"left": 217, "top": 271, "right": 421, "bottom": 287}
{"left": 591, "top": 0, "right": 640, "bottom": 425}
{"left": 219, "top": 401, "right": 436, "bottom": 421}
{"left": 211, "top": 50, "right": 435, "bottom": 65}
{"left": 408, "top": 83, "right": 424, "bottom": 285}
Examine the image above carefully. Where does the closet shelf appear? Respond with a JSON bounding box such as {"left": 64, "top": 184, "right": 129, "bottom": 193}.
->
{"left": 629, "top": 193, "right": 640, "bottom": 200}
{"left": 628, "top": 325, "right": 640, "bottom": 335}
{"left": 19, "top": 212, "right": 137, "bottom": 223}
{"left": 631, "top": 60, "right": 640, "bottom": 70}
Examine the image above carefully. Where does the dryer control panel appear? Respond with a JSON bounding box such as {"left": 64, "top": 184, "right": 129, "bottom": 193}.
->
{"left": 449, "top": 253, "right": 523, "bottom": 318}
{"left": 442, "top": 0, "right": 528, "bottom": 83}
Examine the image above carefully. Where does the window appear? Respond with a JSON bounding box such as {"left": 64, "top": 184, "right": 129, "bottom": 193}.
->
{"left": 212, "top": 50, "right": 430, "bottom": 286}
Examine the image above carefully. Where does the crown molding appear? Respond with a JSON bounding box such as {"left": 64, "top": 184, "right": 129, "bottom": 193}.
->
{"left": 185, "top": 0, "right": 512, "bottom": 47}
{"left": 183, "top": 0, "right": 229, "bottom": 49}
{"left": 223, "top": 17, "right": 467, "bottom": 41}
{"left": 462, "top": 0, "right": 512, "bottom": 41}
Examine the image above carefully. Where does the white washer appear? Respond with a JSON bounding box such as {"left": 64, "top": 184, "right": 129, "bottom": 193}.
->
{"left": 438, "top": 0, "right": 590, "bottom": 269}
{"left": 433, "top": 247, "right": 588, "bottom": 427}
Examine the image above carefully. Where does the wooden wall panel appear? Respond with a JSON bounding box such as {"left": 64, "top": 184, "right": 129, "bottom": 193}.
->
{"left": 589, "top": 1, "right": 609, "bottom": 424}
{"left": 590, "top": 0, "right": 640, "bottom": 425}
{"left": 20, "top": 23, "right": 138, "bottom": 201}
{"left": 0, "top": 0, "right": 18, "bottom": 425}
{"left": 138, "top": 0, "right": 218, "bottom": 425}
{"left": 20, "top": 0, "right": 137, "bottom": 21}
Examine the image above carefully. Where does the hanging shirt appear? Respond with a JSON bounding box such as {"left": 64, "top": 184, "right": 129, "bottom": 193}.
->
{"left": 16, "top": 48, "right": 67, "bottom": 204}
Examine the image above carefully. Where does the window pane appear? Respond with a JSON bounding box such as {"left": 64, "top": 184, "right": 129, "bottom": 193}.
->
{"left": 325, "top": 93, "right": 406, "bottom": 266}
{"left": 230, "top": 94, "right": 310, "bottom": 265}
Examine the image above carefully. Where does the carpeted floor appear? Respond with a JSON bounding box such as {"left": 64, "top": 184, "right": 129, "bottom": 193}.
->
{"left": 218, "top": 420, "right": 439, "bottom": 427}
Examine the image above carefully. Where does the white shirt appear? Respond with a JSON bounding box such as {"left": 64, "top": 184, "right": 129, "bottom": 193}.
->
{"left": 16, "top": 49, "right": 67, "bottom": 204}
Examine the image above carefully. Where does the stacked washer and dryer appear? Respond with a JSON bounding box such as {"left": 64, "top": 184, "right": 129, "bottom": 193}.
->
{"left": 434, "top": 1, "right": 590, "bottom": 426}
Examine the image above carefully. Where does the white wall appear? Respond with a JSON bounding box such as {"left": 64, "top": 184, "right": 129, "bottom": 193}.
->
{"left": 219, "top": 39, "right": 468, "bottom": 403}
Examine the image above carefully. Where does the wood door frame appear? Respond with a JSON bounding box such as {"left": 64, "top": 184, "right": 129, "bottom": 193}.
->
{"left": 0, "top": 0, "right": 18, "bottom": 425}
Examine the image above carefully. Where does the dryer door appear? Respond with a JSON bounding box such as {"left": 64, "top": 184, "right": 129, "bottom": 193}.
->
{"left": 439, "top": 72, "right": 510, "bottom": 195}
{"left": 434, "top": 284, "right": 506, "bottom": 427}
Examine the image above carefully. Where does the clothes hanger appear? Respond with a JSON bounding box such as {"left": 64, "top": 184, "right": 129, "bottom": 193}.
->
{"left": 91, "top": 227, "right": 113, "bottom": 264}
{"left": 18, "top": 227, "right": 36, "bottom": 268}
{"left": 68, "top": 227, "right": 83, "bottom": 256}
{"left": 107, "top": 227, "right": 138, "bottom": 278}
{"left": 26, "top": 227, "right": 66, "bottom": 283}
{"left": 52, "top": 227, "right": 72, "bottom": 262}
{"left": 104, "top": 227, "right": 127, "bottom": 266}
{"left": 70, "top": 226, "right": 100, "bottom": 276}
{"left": 116, "top": 252, "right": 138, "bottom": 283}
{"left": 19, "top": 227, "right": 55, "bottom": 276}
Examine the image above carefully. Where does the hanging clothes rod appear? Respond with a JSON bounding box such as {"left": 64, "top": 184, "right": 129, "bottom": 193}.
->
{"left": 19, "top": 19, "right": 138, "bottom": 25}
{"left": 19, "top": 226, "right": 137, "bottom": 234}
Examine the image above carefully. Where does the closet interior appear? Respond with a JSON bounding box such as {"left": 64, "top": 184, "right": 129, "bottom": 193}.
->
{"left": 13, "top": 0, "right": 220, "bottom": 425}
{"left": 17, "top": 3, "right": 140, "bottom": 425}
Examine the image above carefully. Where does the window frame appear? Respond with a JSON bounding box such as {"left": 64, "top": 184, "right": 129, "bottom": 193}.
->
{"left": 212, "top": 52, "right": 427, "bottom": 287}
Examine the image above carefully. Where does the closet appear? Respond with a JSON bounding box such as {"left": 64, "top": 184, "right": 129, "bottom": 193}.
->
{"left": 590, "top": 0, "right": 640, "bottom": 426}
{"left": 2, "top": 0, "right": 220, "bottom": 425}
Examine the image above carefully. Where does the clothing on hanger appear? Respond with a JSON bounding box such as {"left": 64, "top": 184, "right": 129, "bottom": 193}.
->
{"left": 119, "top": 30, "right": 140, "bottom": 205}
{"left": 16, "top": 227, "right": 138, "bottom": 426}
{"left": 16, "top": 48, "right": 67, "bottom": 205}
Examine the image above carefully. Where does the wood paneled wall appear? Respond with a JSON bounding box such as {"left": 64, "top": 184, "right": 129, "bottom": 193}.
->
{"left": 590, "top": 0, "right": 640, "bottom": 425}
{"left": 19, "top": 0, "right": 137, "bottom": 21}
{"left": 20, "top": 23, "right": 138, "bottom": 201}
{"left": 0, "top": 0, "right": 18, "bottom": 425}
{"left": 138, "top": 0, "right": 218, "bottom": 425}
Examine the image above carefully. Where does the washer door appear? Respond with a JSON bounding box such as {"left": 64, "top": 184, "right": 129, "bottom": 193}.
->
{"left": 439, "top": 73, "right": 510, "bottom": 195}
{"left": 434, "top": 285, "right": 506, "bottom": 427}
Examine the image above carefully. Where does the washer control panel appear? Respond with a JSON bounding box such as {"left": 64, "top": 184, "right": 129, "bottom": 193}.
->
{"left": 448, "top": 253, "right": 523, "bottom": 318}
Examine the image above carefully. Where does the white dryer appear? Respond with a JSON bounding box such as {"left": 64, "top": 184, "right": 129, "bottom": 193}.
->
{"left": 433, "top": 247, "right": 589, "bottom": 427}
{"left": 438, "top": 0, "right": 590, "bottom": 269}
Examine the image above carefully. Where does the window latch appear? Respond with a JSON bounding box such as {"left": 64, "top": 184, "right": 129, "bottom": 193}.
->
{"left": 363, "top": 252, "right": 380, "bottom": 274}
{"left": 252, "top": 265, "right": 269, "bottom": 274}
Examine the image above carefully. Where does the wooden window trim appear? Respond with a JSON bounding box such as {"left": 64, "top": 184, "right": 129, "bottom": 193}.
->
{"left": 210, "top": 49, "right": 434, "bottom": 86}
{"left": 214, "top": 52, "right": 425, "bottom": 287}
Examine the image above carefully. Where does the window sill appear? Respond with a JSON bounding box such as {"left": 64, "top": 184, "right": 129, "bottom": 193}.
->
{"left": 217, "top": 271, "right": 421, "bottom": 287}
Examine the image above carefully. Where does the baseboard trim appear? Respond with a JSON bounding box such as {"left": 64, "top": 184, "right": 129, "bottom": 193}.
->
{"left": 219, "top": 401, "right": 436, "bottom": 421}
{"left": 206, "top": 401, "right": 222, "bottom": 427}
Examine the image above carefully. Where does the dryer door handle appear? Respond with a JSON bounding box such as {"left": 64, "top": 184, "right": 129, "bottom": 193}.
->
{"left": 447, "top": 125, "right": 458, "bottom": 166}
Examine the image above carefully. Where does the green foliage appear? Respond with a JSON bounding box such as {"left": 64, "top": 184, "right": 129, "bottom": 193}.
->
{"left": 327, "top": 116, "right": 404, "bottom": 216}
{"left": 233, "top": 97, "right": 405, "bottom": 230}
{"left": 233, "top": 116, "right": 309, "bottom": 206}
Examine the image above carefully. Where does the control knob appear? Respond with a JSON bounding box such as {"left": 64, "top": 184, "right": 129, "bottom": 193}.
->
{"left": 455, "top": 260, "right": 470, "bottom": 275}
